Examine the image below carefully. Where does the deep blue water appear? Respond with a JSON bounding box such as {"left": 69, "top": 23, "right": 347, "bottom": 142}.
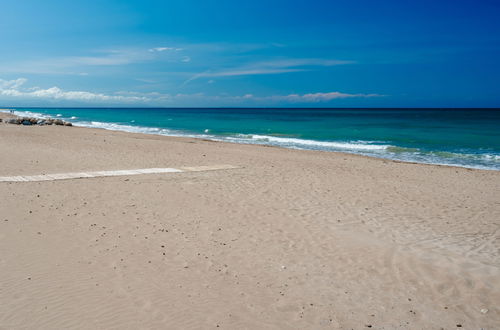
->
{"left": 5, "top": 108, "right": 500, "bottom": 170}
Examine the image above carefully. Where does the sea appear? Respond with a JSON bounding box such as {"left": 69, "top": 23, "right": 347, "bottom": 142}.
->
{"left": 4, "top": 108, "right": 500, "bottom": 171}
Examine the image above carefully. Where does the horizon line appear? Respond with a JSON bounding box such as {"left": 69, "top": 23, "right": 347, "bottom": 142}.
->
{"left": 2, "top": 106, "right": 500, "bottom": 110}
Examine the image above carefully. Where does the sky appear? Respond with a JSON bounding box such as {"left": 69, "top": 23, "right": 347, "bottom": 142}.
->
{"left": 0, "top": 0, "right": 499, "bottom": 107}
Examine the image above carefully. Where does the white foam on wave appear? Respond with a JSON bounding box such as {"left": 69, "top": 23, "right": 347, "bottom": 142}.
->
{"left": 4, "top": 110, "right": 498, "bottom": 171}
{"left": 78, "top": 121, "right": 170, "bottom": 134}
{"left": 73, "top": 120, "right": 389, "bottom": 152}
{"left": 0, "top": 109, "right": 46, "bottom": 119}
{"left": 482, "top": 154, "right": 500, "bottom": 161}
{"left": 241, "top": 134, "right": 390, "bottom": 151}
{"left": 74, "top": 120, "right": 214, "bottom": 140}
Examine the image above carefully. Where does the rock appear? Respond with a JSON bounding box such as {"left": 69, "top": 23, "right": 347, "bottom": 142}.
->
{"left": 0, "top": 118, "right": 2, "bottom": 123}
{"left": 480, "top": 308, "right": 488, "bottom": 314}
{"left": 3, "top": 116, "right": 72, "bottom": 127}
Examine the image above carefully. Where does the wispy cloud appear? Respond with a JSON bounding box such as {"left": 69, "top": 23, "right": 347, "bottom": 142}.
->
{"left": 0, "top": 51, "right": 146, "bottom": 75}
{"left": 148, "top": 47, "right": 183, "bottom": 52}
{"left": 0, "top": 46, "right": 189, "bottom": 75}
{"left": 183, "top": 57, "right": 354, "bottom": 84}
{"left": 52, "top": 48, "right": 162, "bottom": 66}
{"left": 253, "top": 58, "right": 355, "bottom": 68}
{"left": 148, "top": 47, "right": 174, "bottom": 52}
{"left": 201, "top": 68, "right": 304, "bottom": 77}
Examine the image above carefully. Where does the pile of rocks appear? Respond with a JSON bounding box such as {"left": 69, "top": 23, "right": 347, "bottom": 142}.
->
{"left": 3, "top": 117, "right": 72, "bottom": 126}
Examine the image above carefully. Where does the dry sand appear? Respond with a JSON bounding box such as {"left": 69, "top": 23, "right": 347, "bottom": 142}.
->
{"left": 0, "top": 113, "right": 499, "bottom": 329}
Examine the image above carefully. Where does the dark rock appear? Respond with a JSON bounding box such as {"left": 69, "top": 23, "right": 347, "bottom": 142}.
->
{"left": 4, "top": 116, "right": 72, "bottom": 127}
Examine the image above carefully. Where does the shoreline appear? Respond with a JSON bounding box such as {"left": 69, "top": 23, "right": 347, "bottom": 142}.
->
{"left": 1, "top": 111, "right": 499, "bottom": 329}
{"left": 1, "top": 111, "right": 497, "bottom": 172}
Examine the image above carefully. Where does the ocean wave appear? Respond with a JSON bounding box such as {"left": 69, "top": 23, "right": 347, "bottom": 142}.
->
{"left": 1, "top": 109, "right": 47, "bottom": 119}
{"left": 387, "top": 146, "right": 500, "bottom": 162}
{"left": 4, "top": 110, "right": 499, "bottom": 171}
{"left": 73, "top": 120, "right": 392, "bottom": 152}
{"left": 227, "top": 134, "right": 391, "bottom": 151}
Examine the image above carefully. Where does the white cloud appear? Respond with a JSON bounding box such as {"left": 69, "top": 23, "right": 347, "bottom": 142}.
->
{"left": 181, "top": 56, "right": 191, "bottom": 63}
{"left": 267, "top": 92, "right": 383, "bottom": 102}
{"left": 0, "top": 78, "right": 27, "bottom": 89}
{"left": 183, "top": 57, "right": 353, "bottom": 85}
{"left": 0, "top": 78, "right": 149, "bottom": 103}
{"left": 148, "top": 47, "right": 174, "bottom": 52}
{"left": 0, "top": 77, "right": 383, "bottom": 105}
{"left": 148, "top": 47, "right": 184, "bottom": 53}
{"left": 218, "top": 91, "right": 383, "bottom": 103}
{"left": 29, "top": 87, "right": 148, "bottom": 102}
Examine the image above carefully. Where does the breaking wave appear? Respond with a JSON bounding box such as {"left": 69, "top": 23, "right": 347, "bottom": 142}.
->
{"left": 3, "top": 109, "right": 499, "bottom": 171}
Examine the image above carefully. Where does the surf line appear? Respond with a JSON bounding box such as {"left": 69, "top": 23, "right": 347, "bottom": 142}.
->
{"left": 0, "top": 165, "right": 238, "bottom": 183}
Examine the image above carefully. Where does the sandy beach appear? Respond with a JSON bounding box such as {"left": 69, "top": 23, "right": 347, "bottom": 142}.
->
{"left": 0, "top": 112, "right": 499, "bottom": 329}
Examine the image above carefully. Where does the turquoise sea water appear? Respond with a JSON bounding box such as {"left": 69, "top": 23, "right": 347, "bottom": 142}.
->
{"left": 5, "top": 108, "right": 500, "bottom": 170}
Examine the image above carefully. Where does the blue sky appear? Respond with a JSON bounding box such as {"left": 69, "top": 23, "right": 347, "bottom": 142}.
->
{"left": 0, "top": 0, "right": 499, "bottom": 107}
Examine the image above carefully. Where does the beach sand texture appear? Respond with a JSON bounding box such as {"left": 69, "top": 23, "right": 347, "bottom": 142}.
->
{"left": 1, "top": 114, "right": 499, "bottom": 329}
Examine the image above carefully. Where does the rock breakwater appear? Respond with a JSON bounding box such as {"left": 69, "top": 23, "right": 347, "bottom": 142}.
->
{"left": 3, "top": 117, "right": 72, "bottom": 126}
